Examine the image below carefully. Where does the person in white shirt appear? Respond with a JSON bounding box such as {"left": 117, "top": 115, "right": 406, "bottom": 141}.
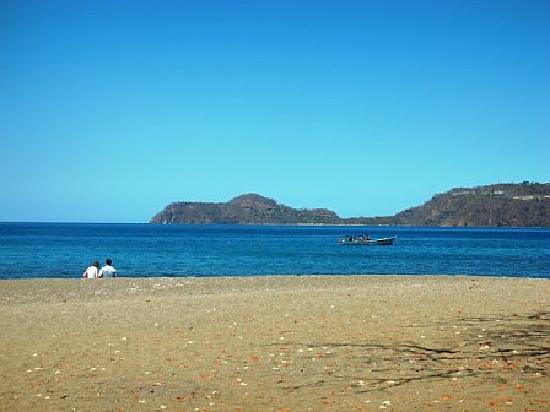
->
{"left": 82, "top": 261, "right": 99, "bottom": 279}
{"left": 99, "top": 258, "right": 117, "bottom": 277}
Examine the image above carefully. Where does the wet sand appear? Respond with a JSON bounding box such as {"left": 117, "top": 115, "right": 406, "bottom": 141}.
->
{"left": 0, "top": 275, "right": 548, "bottom": 411}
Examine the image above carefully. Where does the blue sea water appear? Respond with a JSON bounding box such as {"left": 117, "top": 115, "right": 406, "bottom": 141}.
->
{"left": 0, "top": 223, "right": 549, "bottom": 279}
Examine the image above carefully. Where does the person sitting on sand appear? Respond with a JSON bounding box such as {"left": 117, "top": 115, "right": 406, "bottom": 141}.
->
{"left": 98, "top": 258, "right": 117, "bottom": 278}
{"left": 82, "top": 261, "right": 99, "bottom": 279}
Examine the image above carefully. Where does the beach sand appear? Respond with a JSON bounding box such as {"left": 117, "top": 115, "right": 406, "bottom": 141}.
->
{"left": 0, "top": 275, "right": 548, "bottom": 411}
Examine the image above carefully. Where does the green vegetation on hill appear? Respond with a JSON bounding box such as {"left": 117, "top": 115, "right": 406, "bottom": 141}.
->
{"left": 150, "top": 194, "right": 340, "bottom": 224}
{"left": 150, "top": 183, "right": 550, "bottom": 227}
{"left": 393, "top": 183, "right": 550, "bottom": 227}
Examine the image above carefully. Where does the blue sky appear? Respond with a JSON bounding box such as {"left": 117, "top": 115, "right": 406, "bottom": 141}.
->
{"left": 1, "top": 0, "right": 549, "bottom": 222}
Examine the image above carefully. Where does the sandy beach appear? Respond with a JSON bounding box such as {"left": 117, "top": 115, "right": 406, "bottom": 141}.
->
{"left": 0, "top": 275, "right": 548, "bottom": 411}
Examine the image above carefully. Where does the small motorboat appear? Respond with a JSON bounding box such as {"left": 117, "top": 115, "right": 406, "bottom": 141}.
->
{"left": 338, "top": 235, "right": 396, "bottom": 245}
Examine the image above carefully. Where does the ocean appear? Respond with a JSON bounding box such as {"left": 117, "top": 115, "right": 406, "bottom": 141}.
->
{"left": 0, "top": 223, "right": 549, "bottom": 279}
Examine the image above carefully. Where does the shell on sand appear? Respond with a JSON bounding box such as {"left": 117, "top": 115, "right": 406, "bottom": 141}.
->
{"left": 0, "top": 275, "right": 548, "bottom": 411}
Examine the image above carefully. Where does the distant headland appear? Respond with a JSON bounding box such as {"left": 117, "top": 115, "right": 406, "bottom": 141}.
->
{"left": 150, "top": 182, "right": 550, "bottom": 227}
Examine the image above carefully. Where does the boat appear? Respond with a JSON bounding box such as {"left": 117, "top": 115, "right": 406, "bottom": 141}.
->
{"left": 338, "top": 235, "right": 396, "bottom": 245}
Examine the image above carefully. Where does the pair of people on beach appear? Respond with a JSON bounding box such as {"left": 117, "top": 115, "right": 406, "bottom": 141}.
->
{"left": 83, "top": 259, "right": 117, "bottom": 278}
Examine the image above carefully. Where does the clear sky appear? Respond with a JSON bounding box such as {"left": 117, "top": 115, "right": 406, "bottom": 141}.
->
{"left": 1, "top": 0, "right": 549, "bottom": 222}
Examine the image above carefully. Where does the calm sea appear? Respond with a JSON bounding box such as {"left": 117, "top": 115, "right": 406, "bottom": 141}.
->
{"left": 0, "top": 223, "right": 549, "bottom": 279}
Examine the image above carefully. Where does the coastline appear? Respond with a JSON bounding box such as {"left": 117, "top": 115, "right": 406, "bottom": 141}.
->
{"left": 1, "top": 275, "right": 548, "bottom": 410}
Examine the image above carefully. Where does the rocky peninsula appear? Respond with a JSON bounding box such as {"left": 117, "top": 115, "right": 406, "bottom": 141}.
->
{"left": 150, "top": 183, "right": 550, "bottom": 227}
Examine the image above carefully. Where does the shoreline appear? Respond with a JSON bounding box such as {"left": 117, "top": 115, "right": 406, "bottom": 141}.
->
{"left": 1, "top": 275, "right": 548, "bottom": 410}
{"left": 2, "top": 273, "right": 550, "bottom": 282}
{"left": 3, "top": 221, "right": 550, "bottom": 228}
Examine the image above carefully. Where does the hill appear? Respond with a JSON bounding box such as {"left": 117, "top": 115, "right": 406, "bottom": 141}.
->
{"left": 393, "top": 183, "right": 550, "bottom": 227}
{"left": 150, "top": 183, "right": 550, "bottom": 227}
{"left": 150, "top": 194, "right": 341, "bottom": 224}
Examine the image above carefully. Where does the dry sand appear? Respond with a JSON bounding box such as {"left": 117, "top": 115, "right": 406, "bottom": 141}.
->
{"left": 0, "top": 275, "right": 548, "bottom": 411}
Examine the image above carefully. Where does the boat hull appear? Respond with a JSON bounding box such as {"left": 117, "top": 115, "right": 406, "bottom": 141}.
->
{"left": 338, "top": 236, "right": 396, "bottom": 245}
